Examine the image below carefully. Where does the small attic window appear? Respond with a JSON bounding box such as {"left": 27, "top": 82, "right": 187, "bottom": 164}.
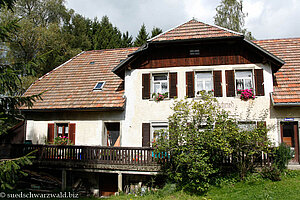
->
{"left": 93, "top": 81, "right": 105, "bottom": 90}
{"left": 89, "top": 61, "right": 95, "bottom": 64}
{"left": 190, "top": 49, "right": 200, "bottom": 56}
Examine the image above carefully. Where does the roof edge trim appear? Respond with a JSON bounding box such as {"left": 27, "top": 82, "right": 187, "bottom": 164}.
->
{"left": 244, "top": 39, "right": 285, "bottom": 66}
{"left": 21, "top": 106, "right": 125, "bottom": 112}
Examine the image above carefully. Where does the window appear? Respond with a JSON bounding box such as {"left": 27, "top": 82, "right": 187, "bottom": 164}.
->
{"left": 93, "top": 81, "right": 105, "bottom": 90}
{"left": 151, "top": 122, "right": 168, "bottom": 145}
{"left": 152, "top": 74, "right": 168, "bottom": 94}
{"left": 235, "top": 70, "right": 253, "bottom": 91}
{"left": 48, "top": 123, "right": 75, "bottom": 144}
{"left": 195, "top": 72, "right": 213, "bottom": 95}
{"left": 56, "top": 123, "right": 69, "bottom": 138}
{"left": 238, "top": 121, "right": 256, "bottom": 131}
{"left": 190, "top": 49, "right": 200, "bottom": 56}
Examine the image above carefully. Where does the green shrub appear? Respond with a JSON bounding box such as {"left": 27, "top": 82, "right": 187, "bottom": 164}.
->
{"left": 274, "top": 143, "right": 292, "bottom": 171}
{"left": 261, "top": 165, "right": 281, "bottom": 181}
{"left": 154, "top": 91, "right": 272, "bottom": 193}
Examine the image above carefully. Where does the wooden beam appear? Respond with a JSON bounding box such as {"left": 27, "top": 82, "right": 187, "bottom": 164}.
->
{"left": 118, "top": 172, "right": 122, "bottom": 192}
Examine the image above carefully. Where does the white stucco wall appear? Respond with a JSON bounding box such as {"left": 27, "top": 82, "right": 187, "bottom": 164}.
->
{"left": 123, "top": 63, "right": 280, "bottom": 147}
{"left": 25, "top": 111, "right": 124, "bottom": 145}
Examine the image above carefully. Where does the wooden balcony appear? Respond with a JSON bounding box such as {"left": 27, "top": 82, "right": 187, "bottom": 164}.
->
{"left": 10, "top": 144, "right": 165, "bottom": 172}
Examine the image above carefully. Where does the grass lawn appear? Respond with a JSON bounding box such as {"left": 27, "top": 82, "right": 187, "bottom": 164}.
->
{"left": 108, "top": 171, "right": 300, "bottom": 200}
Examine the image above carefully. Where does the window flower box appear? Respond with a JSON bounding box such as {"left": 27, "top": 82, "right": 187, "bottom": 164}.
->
{"left": 152, "top": 92, "right": 168, "bottom": 102}
{"left": 239, "top": 89, "right": 255, "bottom": 101}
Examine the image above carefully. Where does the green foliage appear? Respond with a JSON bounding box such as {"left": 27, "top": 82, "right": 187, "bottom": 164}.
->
{"left": 53, "top": 136, "right": 72, "bottom": 145}
{"left": 214, "top": 0, "right": 255, "bottom": 40}
{"left": 151, "top": 27, "right": 163, "bottom": 38}
{"left": 0, "top": 0, "right": 40, "bottom": 190}
{"left": 1, "top": 2, "right": 135, "bottom": 79}
{"left": 154, "top": 91, "right": 271, "bottom": 193}
{"left": 261, "top": 165, "right": 282, "bottom": 181}
{"left": 273, "top": 143, "right": 292, "bottom": 171}
{"left": 0, "top": 151, "right": 35, "bottom": 190}
{"left": 134, "top": 24, "right": 149, "bottom": 47}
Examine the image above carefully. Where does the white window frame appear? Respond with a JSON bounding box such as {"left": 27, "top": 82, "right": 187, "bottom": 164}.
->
{"left": 93, "top": 81, "right": 106, "bottom": 90}
{"left": 54, "top": 122, "right": 70, "bottom": 139}
{"left": 235, "top": 70, "right": 254, "bottom": 94}
{"left": 151, "top": 122, "right": 168, "bottom": 146}
{"left": 195, "top": 71, "right": 213, "bottom": 96}
{"left": 237, "top": 121, "right": 257, "bottom": 131}
{"left": 151, "top": 73, "right": 169, "bottom": 96}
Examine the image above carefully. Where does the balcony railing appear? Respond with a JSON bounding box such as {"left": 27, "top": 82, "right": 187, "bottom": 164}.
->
{"left": 10, "top": 144, "right": 166, "bottom": 166}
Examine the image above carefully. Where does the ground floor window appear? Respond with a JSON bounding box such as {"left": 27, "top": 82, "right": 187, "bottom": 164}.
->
{"left": 151, "top": 122, "right": 168, "bottom": 145}
{"left": 237, "top": 121, "right": 257, "bottom": 131}
{"left": 47, "top": 123, "right": 76, "bottom": 144}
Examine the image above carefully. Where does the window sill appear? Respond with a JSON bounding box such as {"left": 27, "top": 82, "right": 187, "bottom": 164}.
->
{"left": 149, "top": 98, "right": 171, "bottom": 102}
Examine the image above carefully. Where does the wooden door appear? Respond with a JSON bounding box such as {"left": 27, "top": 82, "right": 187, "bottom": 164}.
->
{"left": 281, "top": 122, "right": 299, "bottom": 163}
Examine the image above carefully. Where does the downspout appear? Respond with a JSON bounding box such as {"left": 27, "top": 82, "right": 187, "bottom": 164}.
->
{"left": 270, "top": 92, "right": 275, "bottom": 106}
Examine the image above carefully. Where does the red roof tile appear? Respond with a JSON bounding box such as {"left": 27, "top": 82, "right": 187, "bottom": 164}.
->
{"left": 254, "top": 38, "right": 300, "bottom": 104}
{"left": 149, "top": 19, "right": 242, "bottom": 42}
{"left": 21, "top": 48, "right": 138, "bottom": 110}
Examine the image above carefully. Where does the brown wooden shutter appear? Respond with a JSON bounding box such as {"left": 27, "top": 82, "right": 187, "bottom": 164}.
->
{"left": 186, "top": 71, "right": 195, "bottom": 98}
{"left": 255, "top": 69, "right": 264, "bottom": 96}
{"left": 294, "top": 124, "right": 299, "bottom": 162}
{"left": 225, "top": 70, "right": 235, "bottom": 97}
{"left": 142, "top": 123, "right": 150, "bottom": 147}
{"left": 47, "top": 123, "right": 55, "bottom": 144}
{"left": 69, "top": 123, "right": 76, "bottom": 145}
{"left": 142, "top": 73, "right": 151, "bottom": 99}
{"left": 169, "top": 72, "right": 177, "bottom": 98}
{"left": 213, "top": 71, "right": 222, "bottom": 97}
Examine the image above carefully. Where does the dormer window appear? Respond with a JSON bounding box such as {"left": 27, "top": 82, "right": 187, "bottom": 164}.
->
{"left": 94, "top": 81, "right": 105, "bottom": 90}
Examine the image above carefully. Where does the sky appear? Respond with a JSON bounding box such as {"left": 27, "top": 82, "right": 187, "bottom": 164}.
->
{"left": 66, "top": 0, "right": 300, "bottom": 40}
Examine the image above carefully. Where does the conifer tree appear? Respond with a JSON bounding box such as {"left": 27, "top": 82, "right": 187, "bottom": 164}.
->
{"left": 134, "top": 24, "right": 149, "bottom": 47}
{"left": 92, "top": 16, "right": 123, "bottom": 49}
{"left": 151, "top": 27, "right": 163, "bottom": 38}
{"left": 0, "top": 0, "right": 40, "bottom": 190}
{"left": 121, "top": 31, "right": 133, "bottom": 47}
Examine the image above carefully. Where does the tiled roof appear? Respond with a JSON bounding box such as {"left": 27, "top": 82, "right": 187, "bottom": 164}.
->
{"left": 149, "top": 19, "right": 242, "bottom": 42}
{"left": 21, "top": 48, "right": 138, "bottom": 111}
{"left": 254, "top": 38, "right": 300, "bottom": 104}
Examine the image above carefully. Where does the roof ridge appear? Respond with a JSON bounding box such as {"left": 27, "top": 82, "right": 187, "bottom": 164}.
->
{"left": 86, "top": 47, "right": 139, "bottom": 53}
{"left": 147, "top": 19, "right": 194, "bottom": 42}
{"left": 202, "top": 20, "right": 243, "bottom": 36}
{"left": 148, "top": 18, "right": 243, "bottom": 42}
{"left": 255, "top": 37, "right": 300, "bottom": 42}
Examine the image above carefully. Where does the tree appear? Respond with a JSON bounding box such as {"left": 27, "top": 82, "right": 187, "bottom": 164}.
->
{"left": 134, "top": 24, "right": 148, "bottom": 47}
{"left": 0, "top": 0, "right": 78, "bottom": 78}
{"left": 92, "top": 16, "right": 123, "bottom": 50}
{"left": 154, "top": 91, "right": 271, "bottom": 193}
{"left": 121, "top": 31, "right": 133, "bottom": 48}
{"left": 214, "top": 0, "right": 255, "bottom": 40}
{"left": 0, "top": 0, "right": 40, "bottom": 190}
{"left": 151, "top": 27, "right": 162, "bottom": 38}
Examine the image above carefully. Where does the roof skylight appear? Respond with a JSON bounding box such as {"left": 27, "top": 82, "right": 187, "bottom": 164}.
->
{"left": 93, "top": 81, "right": 105, "bottom": 90}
